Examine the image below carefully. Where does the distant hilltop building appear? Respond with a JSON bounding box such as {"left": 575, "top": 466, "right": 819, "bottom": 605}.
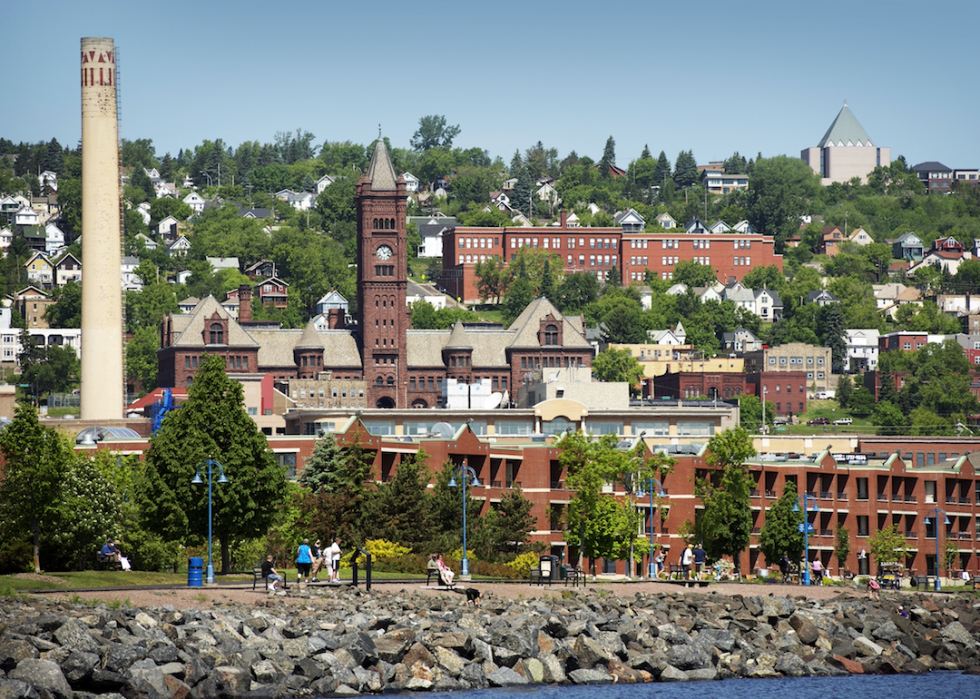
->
{"left": 801, "top": 103, "right": 890, "bottom": 185}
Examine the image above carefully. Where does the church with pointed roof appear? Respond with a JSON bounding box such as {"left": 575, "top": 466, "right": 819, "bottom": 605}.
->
{"left": 801, "top": 103, "right": 890, "bottom": 185}
{"left": 157, "top": 140, "right": 594, "bottom": 409}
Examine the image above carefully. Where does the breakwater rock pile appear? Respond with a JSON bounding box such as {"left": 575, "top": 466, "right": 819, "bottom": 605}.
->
{"left": 1, "top": 587, "right": 978, "bottom": 698}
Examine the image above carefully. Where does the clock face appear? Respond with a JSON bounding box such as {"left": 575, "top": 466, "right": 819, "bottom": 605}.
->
{"left": 376, "top": 245, "right": 393, "bottom": 260}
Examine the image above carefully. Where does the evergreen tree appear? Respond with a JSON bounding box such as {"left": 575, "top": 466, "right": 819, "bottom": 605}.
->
{"left": 836, "top": 374, "right": 853, "bottom": 409}
{"left": 757, "top": 479, "right": 804, "bottom": 568}
{"left": 819, "top": 304, "right": 847, "bottom": 372}
{"left": 511, "top": 165, "right": 533, "bottom": 218}
{"left": 599, "top": 136, "right": 616, "bottom": 177}
{"left": 673, "top": 150, "right": 699, "bottom": 188}
{"left": 539, "top": 256, "right": 555, "bottom": 303}
{"left": 363, "top": 448, "right": 431, "bottom": 550}
{"left": 0, "top": 405, "right": 74, "bottom": 572}
{"left": 722, "top": 151, "right": 747, "bottom": 174}
{"left": 640, "top": 144, "right": 651, "bottom": 160}
{"left": 878, "top": 370, "right": 897, "bottom": 405}
{"left": 298, "top": 433, "right": 348, "bottom": 493}
{"left": 606, "top": 266, "right": 622, "bottom": 287}
{"left": 160, "top": 153, "right": 174, "bottom": 182}
{"left": 136, "top": 355, "right": 289, "bottom": 572}
{"left": 129, "top": 163, "right": 155, "bottom": 203}
{"left": 426, "top": 459, "right": 483, "bottom": 555}
{"left": 653, "top": 151, "right": 672, "bottom": 186}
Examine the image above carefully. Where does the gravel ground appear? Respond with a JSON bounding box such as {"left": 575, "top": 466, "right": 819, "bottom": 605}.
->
{"left": 39, "top": 578, "right": 875, "bottom": 611}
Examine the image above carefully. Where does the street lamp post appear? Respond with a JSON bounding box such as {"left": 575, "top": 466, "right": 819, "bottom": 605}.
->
{"left": 637, "top": 477, "right": 666, "bottom": 578}
{"left": 191, "top": 456, "right": 228, "bottom": 584}
{"left": 923, "top": 507, "right": 951, "bottom": 592}
{"left": 448, "top": 463, "right": 480, "bottom": 578}
{"left": 793, "top": 492, "right": 819, "bottom": 585}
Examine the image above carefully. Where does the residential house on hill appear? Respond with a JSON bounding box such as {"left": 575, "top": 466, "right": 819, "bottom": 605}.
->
{"left": 913, "top": 161, "right": 952, "bottom": 194}
{"left": 121, "top": 256, "right": 142, "bottom": 292}
{"left": 25, "top": 252, "right": 53, "bottom": 288}
{"left": 845, "top": 329, "right": 880, "bottom": 372}
{"left": 655, "top": 213, "right": 677, "bottom": 229}
{"left": 54, "top": 253, "right": 81, "bottom": 287}
{"left": 847, "top": 227, "right": 873, "bottom": 247}
{"left": 182, "top": 192, "right": 206, "bottom": 215}
{"left": 167, "top": 236, "right": 191, "bottom": 257}
{"left": 806, "top": 289, "right": 840, "bottom": 307}
{"left": 722, "top": 327, "right": 763, "bottom": 353}
{"left": 315, "top": 174, "right": 335, "bottom": 194}
{"left": 245, "top": 259, "right": 276, "bottom": 279}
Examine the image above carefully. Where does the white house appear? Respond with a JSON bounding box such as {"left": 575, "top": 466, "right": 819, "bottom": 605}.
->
{"left": 38, "top": 171, "right": 58, "bottom": 191}
{"left": 315, "top": 290, "right": 349, "bottom": 316}
{"left": 401, "top": 173, "right": 420, "bottom": 193}
{"left": 135, "top": 233, "right": 157, "bottom": 251}
{"left": 732, "top": 220, "right": 756, "bottom": 234}
{"left": 145, "top": 168, "right": 162, "bottom": 184}
{"left": 121, "top": 256, "right": 142, "bottom": 292}
{"left": 655, "top": 213, "right": 677, "bottom": 229}
{"left": 613, "top": 208, "right": 645, "bottom": 233}
{"left": 648, "top": 321, "right": 686, "bottom": 345}
{"left": 168, "top": 236, "right": 191, "bottom": 257}
{"left": 154, "top": 182, "right": 176, "bottom": 198}
{"left": 406, "top": 282, "right": 449, "bottom": 310}
{"left": 845, "top": 329, "right": 880, "bottom": 372}
{"left": 0, "top": 227, "right": 13, "bottom": 249}
{"left": 45, "top": 222, "right": 66, "bottom": 253}
{"left": 14, "top": 206, "right": 39, "bottom": 227}
{"left": 754, "top": 288, "right": 783, "bottom": 322}
{"left": 134, "top": 202, "right": 151, "bottom": 226}
{"left": 847, "top": 227, "right": 873, "bottom": 247}
{"left": 315, "top": 174, "right": 335, "bottom": 195}
{"left": 182, "top": 192, "right": 206, "bottom": 215}
{"left": 157, "top": 215, "right": 179, "bottom": 239}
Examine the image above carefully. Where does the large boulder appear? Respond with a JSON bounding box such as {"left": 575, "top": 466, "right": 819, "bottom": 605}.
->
{"left": 9, "top": 660, "right": 73, "bottom": 699}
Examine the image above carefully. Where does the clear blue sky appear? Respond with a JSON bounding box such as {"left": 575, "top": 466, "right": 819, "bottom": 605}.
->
{"left": 4, "top": 0, "right": 978, "bottom": 169}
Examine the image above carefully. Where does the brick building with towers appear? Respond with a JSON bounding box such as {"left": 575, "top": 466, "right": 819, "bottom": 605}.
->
{"left": 158, "top": 140, "right": 593, "bottom": 408}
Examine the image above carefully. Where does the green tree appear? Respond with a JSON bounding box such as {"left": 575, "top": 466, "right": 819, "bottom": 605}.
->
{"left": 592, "top": 348, "right": 644, "bottom": 396}
{"left": 471, "top": 485, "right": 537, "bottom": 561}
{"left": 599, "top": 299, "right": 649, "bottom": 343}
{"left": 836, "top": 374, "right": 853, "bottom": 409}
{"left": 43, "top": 281, "right": 82, "bottom": 328}
{"left": 136, "top": 355, "right": 289, "bottom": 572}
{"left": 673, "top": 150, "right": 698, "bottom": 188}
{"left": 834, "top": 522, "right": 851, "bottom": 576}
{"left": 149, "top": 197, "right": 193, "bottom": 224}
{"left": 129, "top": 164, "right": 155, "bottom": 203}
{"left": 125, "top": 325, "right": 159, "bottom": 394}
{"left": 653, "top": 151, "right": 672, "bottom": 187}
{"left": 410, "top": 115, "right": 461, "bottom": 152}
{"left": 561, "top": 432, "right": 616, "bottom": 574}
{"left": 819, "top": 304, "right": 847, "bottom": 372}
{"left": 868, "top": 523, "right": 908, "bottom": 572}
{"left": 18, "top": 334, "right": 80, "bottom": 399}
{"left": 0, "top": 405, "right": 74, "bottom": 572}
{"left": 737, "top": 393, "right": 774, "bottom": 431}
{"left": 598, "top": 136, "right": 617, "bottom": 177}
{"left": 695, "top": 427, "right": 756, "bottom": 575}
{"left": 297, "top": 432, "right": 348, "bottom": 494}
{"left": 872, "top": 401, "right": 906, "bottom": 435}
{"left": 52, "top": 451, "right": 123, "bottom": 570}
{"left": 757, "top": 480, "right": 804, "bottom": 568}
{"left": 363, "top": 448, "right": 432, "bottom": 550}
{"left": 502, "top": 277, "right": 534, "bottom": 326}
{"left": 557, "top": 272, "right": 599, "bottom": 314}
{"left": 747, "top": 156, "right": 820, "bottom": 251}
{"left": 426, "top": 459, "right": 483, "bottom": 556}
{"left": 942, "top": 537, "right": 959, "bottom": 581}
{"left": 474, "top": 256, "right": 508, "bottom": 304}
{"left": 672, "top": 260, "right": 718, "bottom": 287}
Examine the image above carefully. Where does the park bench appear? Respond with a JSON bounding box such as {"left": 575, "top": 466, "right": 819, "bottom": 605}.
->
{"left": 564, "top": 565, "right": 583, "bottom": 587}
{"left": 427, "top": 568, "right": 454, "bottom": 588}
{"left": 253, "top": 566, "right": 269, "bottom": 591}
{"left": 914, "top": 574, "right": 931, "bottom": 591}
{"left": 668, "top": 562, "right": 685, "bottom": 580}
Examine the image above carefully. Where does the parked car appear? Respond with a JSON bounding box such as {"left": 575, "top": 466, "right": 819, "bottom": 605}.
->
{"left": 833, "top": 417, "right": 853, "bottom": 425}
{"left": 807, "top": 417, "right": 830, "bottom": 425}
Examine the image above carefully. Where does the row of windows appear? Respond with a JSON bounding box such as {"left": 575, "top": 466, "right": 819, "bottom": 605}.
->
{"left": 374, "top": 265, "right": 395, "bottom": 277}
{"left": 520, "top": 355, "right": 584, "bottom": 369}
{"left": 772, "top": 402, "right": 806, "bottom": 413}
{"left": 768, "top": 384, "right": 805, "bottom": 393}
{"left": 733, "top": 257, "right": 751, "bottom": 266}
{"left": 374, "top": 356, "right": 397, "bottom": 365}
{"left": 507, "top": 237, "right": 618, "bottom": 250}
{"left": 299, "top": 354, "right": 321, "bottom": 367}
{"left": 693, "top": 240, "right": 710, "bottom": 250}
{"left": 292, "top": 386, "right": 365, "bottom": 400}
{"left": 735, "top": 240, "right": 752, "bottom": 249}
{"left": 372, "top": 217, "right": 396, "bottom": 230}
{"left": 185, "top": 354, "right": 250, "bottom": 370}
{"left": 459, "top": 237, "right": 500, "bottom": 249}
{"left": 374, "top": 337, "right": 398, "bottom": 347}
{"left": 770, "top": 356, "right": 825, "bottom": 366}
{"left": 449, "top": 355, "right": 469, "bottom": 367}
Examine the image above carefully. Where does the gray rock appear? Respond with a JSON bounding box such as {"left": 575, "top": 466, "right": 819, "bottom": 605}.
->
{"left": 9, "top": 659, "right": 73, "bottom": 699}
{"left": 666, "top": 644, "right": 710, "bottom": 671}
{"left": 0, "top": 680, "right": 40, "bottom": 699}
{"left": 657, "top": 623, "right": 691, "bottom": 645}
{"left": 693, "top": 628, "right": 735, "bottom": 653}
{"left": 789, "top": 614, "right": 819, "bottom": 645}
{"left": 775, "top": 652, "right": 810, "bottom": 677}
{"left": 460, "top": 662, "right": 488, "bottom": 689}
{"left": 686, "top": 667, "right": 719, "bottom": 681}
{"left": 658, "top": 663, "right": 689, "bottom": 682}
{"left": 61, "top": 651, "right": 99, "bottom": 685}
{"left": 198, "top": 665, "right": 250, "bottom": 699}
{"left": 54, "top": 622, "right": 100, "bottom": 654}
{"left": 487, "top": 666, "right": 529, "bottom": 687}
{"left": 762, "top": 597, "right": 796, "bottom": 619}
{"left": 126, "top": 666, "right": 169, "bottom": 699}
{"left": 0, "top": 642, "right": 37, "bottom": 673}
{"left": 571, "top": 635, "right": 612, "bottom": 669}
{"left": 854, "top": 636, "right": 884, "bottom": 657}
{"left": 352, "top": 665, "right": 382, "bottom": 692}
{"left": 942, "top": 621, "right": 976, "bottom": 648}
{"left": 568, "top": 667, "right": 614, "bottom": 684}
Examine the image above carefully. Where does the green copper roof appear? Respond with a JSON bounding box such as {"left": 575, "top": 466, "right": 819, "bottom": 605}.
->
{"left": 817, "top": 104, "right": 874, "bottom": 148}
{"left": 366, "top": 139, "right": 398, "bottom": 191}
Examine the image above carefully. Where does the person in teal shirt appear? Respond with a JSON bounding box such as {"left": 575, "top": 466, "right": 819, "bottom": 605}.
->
{"left": 296, "top": 539, "right": 313, "bottom": 584}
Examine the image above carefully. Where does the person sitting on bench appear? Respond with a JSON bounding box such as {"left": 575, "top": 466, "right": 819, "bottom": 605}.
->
{"left": 261, "top": 555, "right": 284, "bottom": 591}
{"left": 437, "top": 553, "right": 454, "bottom": 586}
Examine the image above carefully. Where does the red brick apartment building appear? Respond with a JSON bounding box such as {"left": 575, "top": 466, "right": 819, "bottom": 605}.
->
{"left": 77, "top": 423, "right": 979, "bottom": 580}
{"left": 442, "top": 213, "right": 783, "bottom": 304}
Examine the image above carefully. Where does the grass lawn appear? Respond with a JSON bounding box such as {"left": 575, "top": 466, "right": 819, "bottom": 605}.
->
{"left": 0, "top": 568, "right": 431, "bottom": 593}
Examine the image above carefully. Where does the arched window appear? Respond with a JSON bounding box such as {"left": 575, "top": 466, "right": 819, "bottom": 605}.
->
{"left": 387, "top": 376, "right": 395, "bottom": 386}
{"left": 376, "top": 376, "right": 384, "bottom": 386}
{"left": 544, "top": 324, "right": 558, "bottom": 345}
{"left": 209, "top": 323, "right": 224, "bottom": 344}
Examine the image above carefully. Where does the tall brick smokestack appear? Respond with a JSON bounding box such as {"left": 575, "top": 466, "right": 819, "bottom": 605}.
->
{"left": 80, "top": 37, "right": 123, "bottom": 419}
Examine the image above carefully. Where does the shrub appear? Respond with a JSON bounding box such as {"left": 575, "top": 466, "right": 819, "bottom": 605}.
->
{"left": 472, "top": 560, "right": 524, "bottom": 579}
{"left": 507, "top": 551, "right": 540, "bottom": 575}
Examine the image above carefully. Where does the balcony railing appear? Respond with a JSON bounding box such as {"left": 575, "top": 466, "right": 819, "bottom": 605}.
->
{"left": 905, "top": 495, "right": 917, "bottom": 503}
{"left": 492, "top": 480, "right": 502, "bottom": 488}
{"left": 819, "top": 529, "right": 832, "bottom": 536}
{"left": 750, "top": 489, "right": 760, "bottom": 497}
{"left": 550, "top": 481, "right": 565, "bottom": 490}
{"left": 856, "top": 494, "right": 869, "bottom": 501}
{"left": 958, "top": 532, "right": 973, "bottom": 540}
{"left": 751, "top": 527, "right": 761, "bottom": 534}
{"left": 891, "top": 494, "right": 904, "bottom": 502}
{"left": 819, "top": 491, "right": 832, "bottom": 500}
{"left": 946, "top": 497, "right": 957, "bottom": 504}
{"left": 765, "top": 489, "right": 777, "bottom": 498}
{"left": 904, "top": 531, "right": 917, "bottom": 538}
{"left": 959, "top": 497, "right": 971, "bottom": 505}
{"left": 837, "top": 491, "right": 847, "bottom": 500}
{"left": 877, "top": 494, "right": 889, "bottom": 502}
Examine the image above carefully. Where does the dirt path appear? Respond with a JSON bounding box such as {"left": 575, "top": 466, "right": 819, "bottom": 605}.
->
{"left": 39, "top": 579, "right": 874, "bottom": 611}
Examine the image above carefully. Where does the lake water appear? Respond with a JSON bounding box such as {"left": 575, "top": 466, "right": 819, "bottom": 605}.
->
{"left": 386, "top": 672, "right": 974, "bottom": 699}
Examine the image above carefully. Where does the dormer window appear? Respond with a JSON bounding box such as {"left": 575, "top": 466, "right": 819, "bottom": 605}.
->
{"left": 544, "top": 324, "right": 558, "bottom": 345}
{"left": 209, "top": 323, "right": 224, "bottom": 344}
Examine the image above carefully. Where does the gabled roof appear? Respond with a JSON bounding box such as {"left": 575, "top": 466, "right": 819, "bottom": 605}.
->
{"left": 170, "top": 296, "right": 259, "bottom": 349}
{"left": 754, "top": 288, "right": 782, "bottom": 306}
{"left": 893, "top": 231, "right": 922, "bottom": 245}
{"left": 366, "top": 139, "right": 398, "bottom": 191}
{"left": 817, "top": 104, "right": 873, "bottom": 147}
{"left": 508, "top": 297, "right": 590, "bottom": 349}
{"left": 445, "top": 321, "right": 472, "bottom": 349}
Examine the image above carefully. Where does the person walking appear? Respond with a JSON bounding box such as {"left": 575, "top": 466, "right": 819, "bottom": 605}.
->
{"left": 867, "top": 576, "right": 880, "bottom": 600}
{"left": 681, "top": 544, "right": 694, "bottom": 579}
{"left": 310, "top": 539, "right": 324, "bottom": 583}
{"left": 296, "top": 539, "right": 313, "bottom": 584}
{"left": 693, "top": 543, "right": 706, "bottom": 580}
{"left": 328, "top": 537, "right": 342, "bottom": 583}
{"left": 654, "top": 549, "right": 665, "bottom": 579}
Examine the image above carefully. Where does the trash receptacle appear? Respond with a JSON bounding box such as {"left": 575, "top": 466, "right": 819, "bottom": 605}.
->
{"left": 188, "top": 557, "right": 203, "bottom": 587}
{"left": 559, "top": 564, "right": 568, "bottom": 580}
{"left": 539, "top": 555, "right": 560, "bottom": 583}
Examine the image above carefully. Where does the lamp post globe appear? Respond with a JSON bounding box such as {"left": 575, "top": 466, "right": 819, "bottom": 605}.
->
{"left": 192, "top": 457, "right": 228, "bottom": 584}
{"left": 449, "top": 463, "right": 480, "bottom": 578}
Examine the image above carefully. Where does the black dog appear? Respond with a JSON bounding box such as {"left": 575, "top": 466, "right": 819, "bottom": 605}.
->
{"left": 449, "top": 587, "right": 482, "bottom": 606}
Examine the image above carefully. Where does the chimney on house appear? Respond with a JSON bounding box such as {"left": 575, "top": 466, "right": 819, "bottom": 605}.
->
{"left": 328, "top": 308, "right": 344, "bottom": 329}
{"left": 560, "top": 210, "right": 569, "bottom": 228}
{"left": 238, "top": 284, "right": 252, "bottom": 323}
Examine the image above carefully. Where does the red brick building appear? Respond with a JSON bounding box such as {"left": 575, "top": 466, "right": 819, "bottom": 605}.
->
{"left": 442, "top": 212, "right": 783, "bottom": 304}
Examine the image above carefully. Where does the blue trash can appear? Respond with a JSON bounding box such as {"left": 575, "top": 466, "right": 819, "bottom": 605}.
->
{"left": 188, "top": 557, "right": 203, "bottom": 587}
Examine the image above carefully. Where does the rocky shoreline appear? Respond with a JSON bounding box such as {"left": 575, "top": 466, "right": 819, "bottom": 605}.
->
{"left": 0, "top": 587, "right": 978, "bottom": 699}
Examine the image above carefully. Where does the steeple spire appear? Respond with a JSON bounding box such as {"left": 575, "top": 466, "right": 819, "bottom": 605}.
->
{"left": 366, "top": 138, "right": 397, "bottom": 190}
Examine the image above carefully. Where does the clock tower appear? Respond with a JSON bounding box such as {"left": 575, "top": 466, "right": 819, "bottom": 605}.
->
{"left": 357, "top": 139, "right": 409, "bottom": 409}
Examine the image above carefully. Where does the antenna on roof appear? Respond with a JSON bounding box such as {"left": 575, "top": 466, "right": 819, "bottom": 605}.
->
{"left": 378, "top": 124, "right": 382, "bottom": 138}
